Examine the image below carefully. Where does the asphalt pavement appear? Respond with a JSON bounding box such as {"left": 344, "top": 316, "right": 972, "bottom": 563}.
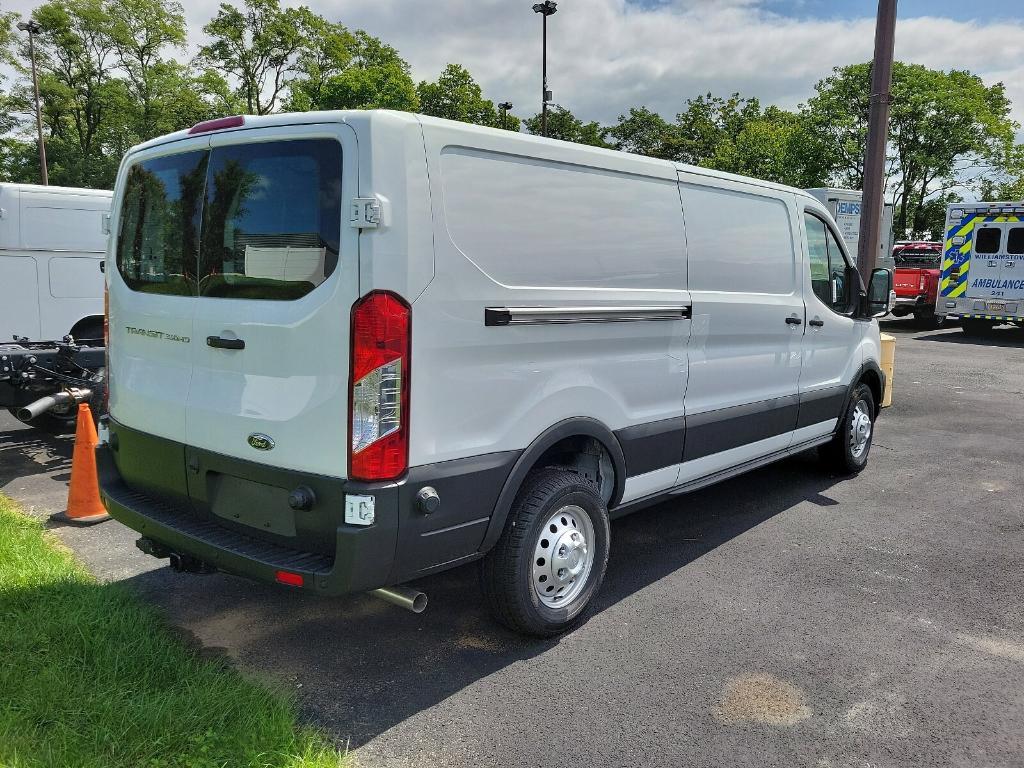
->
{"left": 2, "top": 318, "right": 1023, "bottom": 768}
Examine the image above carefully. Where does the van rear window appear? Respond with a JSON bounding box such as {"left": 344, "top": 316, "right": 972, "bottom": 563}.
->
{"left": 975, "top": 227, "right": 1001, "bottom": 254}
{"left": 1009, "top": 227, "right": 1024, "bottom": 255}
{"left": 117, "top": 151, "right": 207, "bottom": 296}
{"left": 116, "top": 139, "right": 341, "bottom": 300}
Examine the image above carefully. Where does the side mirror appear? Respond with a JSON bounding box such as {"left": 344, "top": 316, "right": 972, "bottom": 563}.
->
{"left": 865, "top": 268, "right": 892, "bottom": 318}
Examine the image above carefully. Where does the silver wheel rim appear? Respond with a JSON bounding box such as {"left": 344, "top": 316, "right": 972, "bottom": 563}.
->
{"left": 850, "top": 399, "right": 872, "bottom": 458}
{"left": 532, "top": 504, "right": 596, "bottom": 608}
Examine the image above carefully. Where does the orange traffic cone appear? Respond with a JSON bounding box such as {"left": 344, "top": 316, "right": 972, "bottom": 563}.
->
{"left": 50, "top": 403, "right": 110, "bottom": 526}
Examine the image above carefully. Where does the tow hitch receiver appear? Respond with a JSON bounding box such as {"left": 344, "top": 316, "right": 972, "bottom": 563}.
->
{"left": 136, "top": 537, "right": 216, "bottom": 574}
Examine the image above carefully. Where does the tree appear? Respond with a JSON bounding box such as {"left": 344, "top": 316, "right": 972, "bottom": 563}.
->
{"left": 981, "top": 144, "right": 1024, "bottom": 201}
{"left": 107, "top": 0, "right": 201, "bottom": 140}
{"left": 2, "top": 0, "right": 236, "bottom": 186}
{"left": 605, "top": 96, "right": 829, "bottom": 187}
{"left": 0, "top": 9, "right": 20, "bottom": 139}
{"left": 23, "top": 0, "right": 130, "bottom": 186}
{"left": 524, "top": 105, "right": 608, "bottom": 146}
{"left": 287, "top": 28, "right": 418, "bottom": 113}
{"left": 200, "top": 0, "right": 319, "bottom": 115}
{"left": 0, "top": 7, "right": 15, "bottom": 67}
{"left": 417, "top": 63, "right": 501, "bottom": 127}
{"left": 803, "top": 62, "right": 1018, "bottom": 236}
{"left": 606, "top": 106, "right": 674, "bottom": 158}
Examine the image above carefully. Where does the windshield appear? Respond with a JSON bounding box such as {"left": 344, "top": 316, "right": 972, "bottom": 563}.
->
{"left": 894, "top": 248, "right": 941, "bottom": 268}
{"left": 116, "top": 138, "right": 342, "bottom": 300}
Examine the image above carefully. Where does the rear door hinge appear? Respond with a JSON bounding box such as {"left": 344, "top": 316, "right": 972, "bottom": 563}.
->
{"left": 350, "top": 197, "right": 382, "bottom": 229}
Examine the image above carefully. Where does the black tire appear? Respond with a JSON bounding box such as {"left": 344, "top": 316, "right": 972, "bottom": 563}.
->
{"left": 69, "top": 318, "right": 104, "bottom": 345}
{"left": 481, "top": 468, "right": 610, "bottom": 637}
{"left": 819, "top": 383, "right": 876, "bottom": 475}
{"left": 913, "top": 310, "right": 943, "bottom": 329}
{"left": 962, "top": 318, "right": 995, "bottom": 336}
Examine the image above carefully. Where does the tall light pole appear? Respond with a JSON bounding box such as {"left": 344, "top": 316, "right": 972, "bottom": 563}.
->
{"left": 856, "top": 0, "right": 897, "bottom": 284}
{"left": 17, "top": 19, "right": 48, "bottom": 186}
{"left": 532, "top": 1, "right": 556, "bottom": 137}
{"left": 498, "top": 101, "right": 513, "bottom": 131}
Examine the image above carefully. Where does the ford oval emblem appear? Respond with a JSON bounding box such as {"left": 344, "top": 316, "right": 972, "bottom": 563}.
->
{"left": 248, "top": 433, "right": 275, "bottom": 451}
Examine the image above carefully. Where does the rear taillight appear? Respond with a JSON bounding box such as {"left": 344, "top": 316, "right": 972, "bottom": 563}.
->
{"left": 919, "top": 274, "right": 926, "bottom": 291}
{"left": 103, "top": 284, "right": 110, "bottom": 414}
{"left": 348, "top": 291, "right": 410, "bottom": 482}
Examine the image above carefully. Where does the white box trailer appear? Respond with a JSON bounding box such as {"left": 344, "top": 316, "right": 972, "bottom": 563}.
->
{"left": 805, "top": 188, "right": 895, "bottom": 273}
{"left": 0, "top": 183, "right": 112, "bottom": 343}
{"left": 937, "top": 200, "right": 1024, "bottom": 334}
{"left": 0, "top": 183, "right": 111, "bottom": 431}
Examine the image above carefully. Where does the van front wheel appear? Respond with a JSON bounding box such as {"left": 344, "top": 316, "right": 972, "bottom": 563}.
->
{"left": 820, "top": 383, "right": 875, "bottom": 475}
{"left": 481, "top": 468, "right": 610, "bottom": 637}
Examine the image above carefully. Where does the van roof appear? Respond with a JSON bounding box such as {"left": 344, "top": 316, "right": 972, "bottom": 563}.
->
{"left": 0, "top": 183, "right": 112, "bottom": 198}
{"left": 128, "top": 109, "right": 819, "bottom": 201}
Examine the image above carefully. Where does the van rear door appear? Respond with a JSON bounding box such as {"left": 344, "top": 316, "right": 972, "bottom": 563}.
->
{"left": 110, "top": 136, "right": 208, "bottom": 443}
{"left": 966, "top": 221, "right": 1024, "bottom": 305}
{"left": 185, "top": 124, "right": 359, "bottom": 478}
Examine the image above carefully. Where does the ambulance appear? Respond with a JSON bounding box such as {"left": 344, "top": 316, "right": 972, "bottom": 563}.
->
{"left": 936, "top": 201, "right": 1024, "bottom": 334}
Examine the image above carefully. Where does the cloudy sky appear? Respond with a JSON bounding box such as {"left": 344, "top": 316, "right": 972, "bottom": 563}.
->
{"left": 4, "top": 0, "right": 1024, "bottom": 129}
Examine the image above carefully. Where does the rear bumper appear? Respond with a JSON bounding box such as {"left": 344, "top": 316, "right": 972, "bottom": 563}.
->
{"left": 891, "top": 294, "right": 936, "bottom": 313}
{"left": 97, "top": 420, "right": 518, "bottom": 596}
{"left": 938, "top": 296, "right": 1022, "bottom": 321}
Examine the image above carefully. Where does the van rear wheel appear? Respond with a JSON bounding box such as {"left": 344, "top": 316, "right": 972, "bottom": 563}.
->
{"left": 820, "top": 383, "right": 875, "bottom": 475}
{"left": 481, "top": 468, "right": 610, "bottom": 637}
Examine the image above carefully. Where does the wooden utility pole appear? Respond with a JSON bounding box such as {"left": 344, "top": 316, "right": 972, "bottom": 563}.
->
{"left": 856, "top": 0, "right": 897, "bottom": 284}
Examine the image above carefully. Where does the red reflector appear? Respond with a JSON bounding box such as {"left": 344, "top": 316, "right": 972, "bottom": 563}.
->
{"left": 188, "top": 115, "right": 245, "bottom": 135}
{"left": 274, "top": 570, "right": 304, "bottom": 587}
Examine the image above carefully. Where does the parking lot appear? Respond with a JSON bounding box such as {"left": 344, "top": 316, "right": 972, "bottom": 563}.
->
{"left": 2, "top": 318, "right": 1023, "bottom": 768}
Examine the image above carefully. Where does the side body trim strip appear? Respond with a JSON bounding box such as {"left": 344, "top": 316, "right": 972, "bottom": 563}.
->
{"left": 485, "top": 305, "right": 692, "bottom": 326}
{"left": 796, "top": 385, "right": 848, "bottom": 429}
{"left": 684, "top": 395, "right": 800, "bottom": 461}
{"left": 614, "top": 416, "right": 686, "bottom": 477}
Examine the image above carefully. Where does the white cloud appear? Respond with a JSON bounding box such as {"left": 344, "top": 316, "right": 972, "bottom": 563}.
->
{"left": 4, "top": 0, "right": 1023, "bottom": 129}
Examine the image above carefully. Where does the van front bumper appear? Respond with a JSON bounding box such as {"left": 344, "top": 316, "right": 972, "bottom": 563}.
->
{"left": 96, "top": 420, "right": 518, "bottom": 596}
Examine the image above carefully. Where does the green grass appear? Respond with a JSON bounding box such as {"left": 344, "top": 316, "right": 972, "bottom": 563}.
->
{"left": 0, "top": 495, "right": 346, "bottom": 768}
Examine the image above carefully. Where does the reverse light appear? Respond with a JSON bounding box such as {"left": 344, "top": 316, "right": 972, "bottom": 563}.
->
{"left": 349, "top": 291, "right": 410, "bottom": 482}
{"left": 919, "top": 274, "right": 926, "bottom": 291}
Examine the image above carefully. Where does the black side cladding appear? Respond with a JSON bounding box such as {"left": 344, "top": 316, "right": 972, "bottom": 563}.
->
{"left": 614, "top": 416, "right": 686, "bottom": 476}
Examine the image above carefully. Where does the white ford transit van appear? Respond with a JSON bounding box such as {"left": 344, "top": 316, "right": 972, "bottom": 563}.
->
{"left": 98, "top": 111, "right": 891, "bottom": 636}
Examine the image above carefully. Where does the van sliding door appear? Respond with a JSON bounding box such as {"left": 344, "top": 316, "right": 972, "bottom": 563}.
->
{"left": 676, "top": 176, "right": 803, "bottom": 482}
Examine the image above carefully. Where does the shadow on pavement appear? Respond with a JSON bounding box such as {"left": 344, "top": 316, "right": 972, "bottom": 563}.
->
{"left": 912, "top": 326, "right": 1024, "bottom": 347}
{"left": 110, "top": 451, "right": 845, "bottom": 749}
{"left": 0, "top": 425, "right": 74, "bottom": 485}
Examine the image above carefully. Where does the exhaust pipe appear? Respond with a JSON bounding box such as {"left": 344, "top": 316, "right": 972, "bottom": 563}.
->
{"left": 17, "top": 387, "right": 92, "bottom": 422}
{"left": 371, "top": 586, "right": 428, "bottom": 614}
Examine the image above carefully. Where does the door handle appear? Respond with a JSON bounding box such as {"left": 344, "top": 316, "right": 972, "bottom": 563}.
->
{"left": 785, "top": 316, "right": 803, "bottom": 325}
{"left": 206, "top": 335, "right": 245, "bottom": 350}
{"left": 809, "top": 318, "right": 825, "bottom": 327}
